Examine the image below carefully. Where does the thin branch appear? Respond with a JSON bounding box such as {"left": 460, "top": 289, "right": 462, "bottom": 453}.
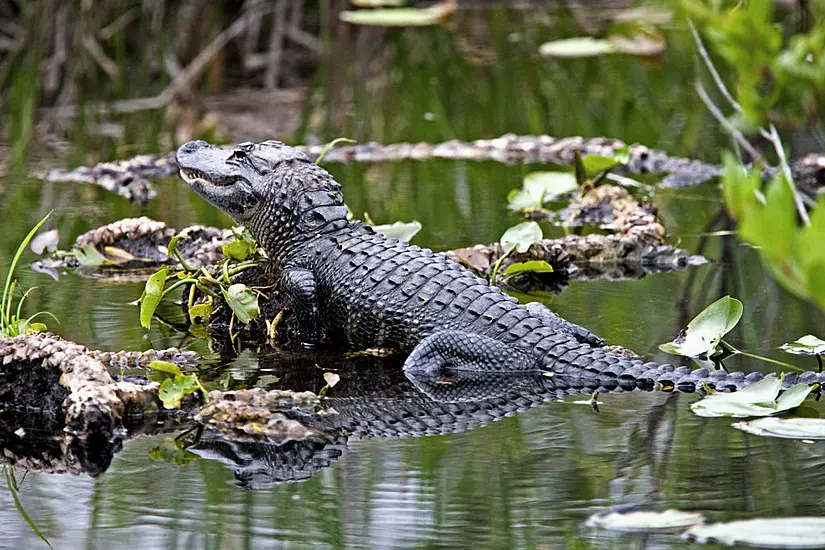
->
{"left": 768, "top": 123, "right": 810, "bottom": 225}
{"left": 689, "top": 20, "right": 741, "bottom": 113}
{"left": 694, "top": 80, "right": 761, "bottom": 161}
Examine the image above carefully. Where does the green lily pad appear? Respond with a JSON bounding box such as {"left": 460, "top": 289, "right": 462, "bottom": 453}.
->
{"left": 587, "top": 509, "right": 705, "bottom": 532}
{"left": 340, "top": 6, "right": 450, "bottom": 26}
{"left": 501, "top": 222, "right": 543, "bottom": 254}
{"left": 372, "top": 220, "right": 422, "bottom": 242}
{"left": 780, "top": 335, "right": 825, "bottom": 356}
{"left": 581, "top": 149, "right": 629, "bottom": 175}
{"left": 539, "top": 37, "right": 615, "bottom": 58}
{"left": 683, "top": 517, "right": 825, "bottom": 548}
{"left": 659, "top": 296, "right": 743, "bottom": 358}
{"left": 508, "top": 172, "right": 578, "bottom": 211}
{"left": 223, "top": 283, "right": 260, "bottom": 324}
{"left": 690, "top": 377, "right": 814, "bottom": 418}
{"left": 731, "top": 417, "right": 825, "bottom": 439}
{"left": 139, "top": 268, "right": 168, "bottom": 329}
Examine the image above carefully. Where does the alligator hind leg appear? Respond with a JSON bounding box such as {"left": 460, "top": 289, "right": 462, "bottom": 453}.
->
{"left": 279, "top": 266, "right": 319, "bottom": 348}
{"left": 403, "top": 330, "right": 539, "bottom": 376}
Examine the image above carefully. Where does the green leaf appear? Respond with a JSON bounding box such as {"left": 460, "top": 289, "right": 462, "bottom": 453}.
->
{"left": 683, "top": 517, "right": 825, "bottom": 548}
{"left": 158, "top": 374, "right": 201, "bottom": 409}
{"left": 500, "top": 222, "right": 543, "bottom": 254}
{"left": 539, "top": 37, "right": 615, "bottom": 58}
{"left": 147, "top": 360, "right": 183, "bottom": 377}
{"left": 691, "top": 378, "right": 814, "bottom": 418}
{"left": 503, "top": 260, "right": 554, "bottom": 276}
{"left": 524, "top": 172, "right": 578, "bottom": 201}
{"left": 222, "top": 239, "right": 253, "bottom": 261}
{"left": 721, "top": 153, "right": 761, "bottom": 220}
{"left": 659, "top": 296, "right": 743, "bottom": 358}
{"left": 188, "top": 300, "right": 213, "bottom": 325}
{"left": 75, "top": 244, "right": 107, "bottom": 267}
{"left": 732, "top": 417, "right": 825, "bottom": 439}
{"left": 148, "top": 437, "right": 199, "bottom": 466}
{"left": 587, "top": 509, "right": 705, "bottom": 532}
{"left": 223, "top": 283, "right": 259, "bottom": 324}
{"left": 372, "top": 220, "right": 422, "bottom": 242}
{"left": 139, "top": 268, "right": 168, "bottom": 329}
{"left": 340, "top": 6, "right": 449, "bottom": 26}
{"left": 581, "top": 154, "right": 621, "bottom": 174}
{"left": 780, "top": 334, "right": 825, "bottom": 355}
{"left": 739, "top": 171, "right": 796, "bottom": 262}
{"left": 4, "top": 467, "right": 53, "bottom": 549}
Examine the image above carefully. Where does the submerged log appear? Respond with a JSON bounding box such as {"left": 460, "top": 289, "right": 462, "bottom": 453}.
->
{"left": 38, "top": 134, "right": 825, "bottom": 202}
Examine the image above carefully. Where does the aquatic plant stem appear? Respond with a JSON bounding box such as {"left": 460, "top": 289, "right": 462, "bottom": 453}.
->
{"left": 720, "top": 340, "right": 800, "bottom": 371}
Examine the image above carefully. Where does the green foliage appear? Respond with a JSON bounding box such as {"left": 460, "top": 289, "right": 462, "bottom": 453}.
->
{"left": 371, "top": 220, "right": 423, "bottom": 242}
{"left": 1, "top": 213, "right": 56, "bottom": 338}
{"left": 686, "top": 0, "right": 825, "bottom": 129}
{"left": 138, "top": 228, "right": 264, "bottom": 334}
{"left": 502, "top": 260, "right": 554, "bottom": 277}
{"left": 148, "top": 438, "right": 200, "bottom": 466}
{"left": 691, "top": 375, "right": 814, "bottom": 418}
{"left": 659, "top": 296, "right": 743, "bottom": 358}
{"left": 722, "top": 156, "right": 825, "bottom": 310}
{"left": 507, "top": 172, "right": 578, "bottom": 211}
{"left": 148, "top": 360, "right": 207, "bottom": 410}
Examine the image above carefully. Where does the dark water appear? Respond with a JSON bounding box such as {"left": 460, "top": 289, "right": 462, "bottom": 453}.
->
{"left": 2, "top": 7, "right": 825, "bottom": 549}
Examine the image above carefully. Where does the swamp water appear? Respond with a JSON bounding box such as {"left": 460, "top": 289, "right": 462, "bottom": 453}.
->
{"left": 1, "top": 7, "right": 824, "bottom": 549}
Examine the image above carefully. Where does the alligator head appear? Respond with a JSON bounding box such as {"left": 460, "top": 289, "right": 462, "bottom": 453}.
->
{"left": 176, "top": 140, "right": 350, "bottom": 258}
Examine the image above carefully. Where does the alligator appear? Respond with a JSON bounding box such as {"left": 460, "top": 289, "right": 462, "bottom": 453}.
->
{"left": 176, "top": 139, "right": 825, "bottom": 393}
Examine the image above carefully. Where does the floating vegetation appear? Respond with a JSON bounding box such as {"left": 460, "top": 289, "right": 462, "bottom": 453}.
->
{"left": 682, "top": 517, "right": 825, "bottom": 548}
{"left": 731, "top": 417, "right": 825, "bottom": 440}
{"left": 659, "top": 296, "right": 743, "bottom": 359}
{"left": 690, "top": 376, "right": 814, "bottom": 419}
{"left": 586, "top": 508, "right": 705, "bottom": 532}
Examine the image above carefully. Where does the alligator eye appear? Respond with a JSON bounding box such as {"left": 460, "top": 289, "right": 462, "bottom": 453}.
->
{"left": 230, "top": 150, "right": 248, "bottom": 161}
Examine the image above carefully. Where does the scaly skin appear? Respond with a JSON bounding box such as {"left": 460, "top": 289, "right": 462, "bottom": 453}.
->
{"left": 176, "top": 140, "right": 825, "bottom": 393}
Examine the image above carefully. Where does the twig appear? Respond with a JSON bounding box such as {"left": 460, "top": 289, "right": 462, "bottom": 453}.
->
{"left": 694, "top": 80, "right": 761, "bottom": 161}
{"left": 82, "top": 35, "right": 120, "bottom": 77}
{"left": 690, "top": 19, "right": 772, "bottom": 141}
{"left": 768, "top": 123, "right": 810, "bottom": 225}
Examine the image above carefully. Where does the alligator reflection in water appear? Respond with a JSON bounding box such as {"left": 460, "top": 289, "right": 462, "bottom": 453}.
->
{"left": 0, "top": 346, "right": 691, "bottom": 489}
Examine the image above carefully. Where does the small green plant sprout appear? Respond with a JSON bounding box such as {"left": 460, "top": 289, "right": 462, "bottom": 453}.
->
{"left": 313, "top": 137, "right": 356, "bottom": 165}
{"left": 691, "top": 375, "right": 815, "bottom": 418}
{"left": 138, "top": 228, "right": 264, "bottom": 334}
{"left": 489, "top": 221, "right": 550, "bottom": 284}
{"left": 780, "top": 335, "right": 825, "bottom": 372}
{"left": 1, "top": 212, "right": 58, "bottom": 338}
{"left": 147, "top": 361, "right": 207, "bottom": 410}
{"left": 659, "top": 296, "right": 743, "bottom": 360}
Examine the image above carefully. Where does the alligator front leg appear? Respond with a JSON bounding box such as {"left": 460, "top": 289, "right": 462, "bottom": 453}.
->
{"left": 403, "top": 330, "right": 539, "bottom": 376}
{"left": 280, "top": 266, "right": 319, "bottom": 348}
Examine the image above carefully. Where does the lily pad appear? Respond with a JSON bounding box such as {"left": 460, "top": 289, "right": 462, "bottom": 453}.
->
{"left": 149, "top": 437, "right": 199, "bottom": 466}
{"left": 147, "top": 360, "right": 183, "bottom": 376}
{"left": 508, "top": 172, "right": 578, "bottom": 211}
{"left": 223, "top": 283, "right": 260, "bottom": 324}
{"left": 540, "top": 37, "right": 615, "bottom": 58}
{"left": 780, "top": 335, "right": 825, "bottom": 356}
{"left": 75, "top": 245, "right": 107, "bottom": 268}
{"left": 731, "top": 417, "right": 825, "bottom": 440}
{"left": 372, "top": 220, "right": 422, "bottom": 242}
{"left": 587, "top": 508, "right": 705, "bottom": 532}
{"left": 501, "top": 222, "right": 543, "bottom": 254}
{"left": 683, "top": 517, "right": 825, "bottom": 548}
{"left": 659, "top": 296, "right": 743, "bottom": 358}
{"left": 690, "top": 377, "right": 814, "bottom": 418}
{"left": 340, "top": 5, "right": 453, "bottom": 26}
